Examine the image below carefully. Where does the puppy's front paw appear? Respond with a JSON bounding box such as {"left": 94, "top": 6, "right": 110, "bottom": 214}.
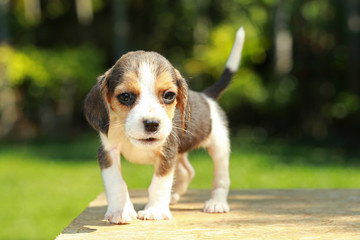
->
{"left": 105, "top": 203, "right": 137, "bottom": 224}
{"left": 137, "top": 206, "right": 172, "bottom": 220}
{"left": 203, "top": 199, "right": 230, "bottom": 213}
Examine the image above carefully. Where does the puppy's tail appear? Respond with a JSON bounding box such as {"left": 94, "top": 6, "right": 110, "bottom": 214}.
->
{"left": 203, "top": 27, "right": 245, "bottom": 100}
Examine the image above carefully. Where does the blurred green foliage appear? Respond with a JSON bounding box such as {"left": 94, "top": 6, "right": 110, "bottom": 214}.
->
{"left": 0, "top": 44, "right": 103, "bottom": 95}
{"left": 0, "top": 44, "right": 104, "bottom": 137}
{"left": 0, "top": 0, "right": 359, "bottom": 143}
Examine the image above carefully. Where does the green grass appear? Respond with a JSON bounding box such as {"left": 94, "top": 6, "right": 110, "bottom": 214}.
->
{"left": 0, "top": 135, "right": 360, "bottom": 239}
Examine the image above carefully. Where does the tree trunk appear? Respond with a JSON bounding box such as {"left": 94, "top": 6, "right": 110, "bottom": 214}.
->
{"left": 112, "top": 0, "right": 128, "bottom": 61}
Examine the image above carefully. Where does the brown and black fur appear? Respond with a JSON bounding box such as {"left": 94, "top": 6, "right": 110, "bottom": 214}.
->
{"left": 83, "top": 27, "right": 244, "bottom": 223}
{"left": 84, "top": 51, "right": 231, "bottom": 176}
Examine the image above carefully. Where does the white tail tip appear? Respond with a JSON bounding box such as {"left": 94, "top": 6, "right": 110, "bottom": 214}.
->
{"left": 226, "top": 27, "right": 246, "bottom": 72}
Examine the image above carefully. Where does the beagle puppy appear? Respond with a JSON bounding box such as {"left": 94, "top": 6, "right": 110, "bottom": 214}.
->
{"left": 84, "top": 27, "right": 245, "bottom": 224}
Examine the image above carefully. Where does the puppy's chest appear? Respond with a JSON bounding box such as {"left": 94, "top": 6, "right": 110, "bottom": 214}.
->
{"left": 119, "top": 141, "right": 159, "bottom": 164}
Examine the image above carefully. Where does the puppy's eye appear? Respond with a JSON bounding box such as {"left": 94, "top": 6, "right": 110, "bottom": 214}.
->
{"left": 117, "top": 92, "right": 136, "bottom": 106}
{"left": 163, "top": 91, "right": 176, "bottom": 104}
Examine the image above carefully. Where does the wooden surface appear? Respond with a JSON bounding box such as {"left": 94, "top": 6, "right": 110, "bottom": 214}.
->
{"left": 56, "top": 189, "right": 360, "bottom": 239}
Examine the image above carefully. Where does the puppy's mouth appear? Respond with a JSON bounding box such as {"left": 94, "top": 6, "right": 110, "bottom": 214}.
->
{"left": 129, "top": 137, "right": 162, "bottom": 147}
{"left": 139, "top": 137, "right": 158, "bottom": 143}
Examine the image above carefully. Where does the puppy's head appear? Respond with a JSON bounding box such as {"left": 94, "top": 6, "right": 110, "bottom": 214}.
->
{"left": 84, "top": 51, "right": 188, "bottom": 149}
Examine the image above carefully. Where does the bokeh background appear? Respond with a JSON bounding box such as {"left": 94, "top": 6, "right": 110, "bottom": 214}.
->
{"left": 0, "top": 0, "right": 359, "bottom": 239}
{"left": 1, "top": 0, "right": 359, "bottom": 142}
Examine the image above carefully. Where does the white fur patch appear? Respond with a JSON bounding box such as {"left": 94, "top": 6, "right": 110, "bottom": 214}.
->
{"left": 124, "top": 62, "right": 172, "bottom": 149}
{"left": 226, "top": 27, "right": 245, "bottom": 72}
{"left": 101, "top": 148, "right": 137, "bottom": 224}
{"left": 138, "top": 171, "right": 174, "bottom": 220}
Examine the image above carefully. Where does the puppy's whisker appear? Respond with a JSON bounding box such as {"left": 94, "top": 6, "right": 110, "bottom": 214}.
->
{"left": 170, "top": 131, "right": 181, "bottom": 144}
{"left": 172, "top": 120, "right": 191, "bottom": 124}
{"left": 171, "top": 126, "right": 194, "bottom": 136}
{"left": 172, "top": 125, "right": 192, "bottom": 133}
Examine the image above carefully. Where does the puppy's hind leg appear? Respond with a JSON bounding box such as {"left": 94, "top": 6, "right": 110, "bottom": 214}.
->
{"left": 203, "top": 102, "right": 231, "bottom": 213}
{"left": 204, "top": 133, "right": 231, "bottom": 213}
{"left": 171, "top": 153, "right": 195, "bottom": 204}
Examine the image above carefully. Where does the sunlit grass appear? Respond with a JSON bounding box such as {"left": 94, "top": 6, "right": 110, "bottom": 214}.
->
{"left": 189, "top": 146, "right": 360, "bottom": 189}
{"left": 0, "top": 135, "right": 359, "bottom": 239}
{"left": 0, "top": 152, "right": 103, "bottom": 239}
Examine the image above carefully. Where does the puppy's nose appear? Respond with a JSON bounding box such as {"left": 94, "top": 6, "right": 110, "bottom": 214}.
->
{"left": 143, "top": 120, "right": 159, "bottom": 133}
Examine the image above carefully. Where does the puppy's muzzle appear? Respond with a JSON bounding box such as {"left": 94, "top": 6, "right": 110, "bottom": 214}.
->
{"left": 143, "top": 120, "right": 160, "bottom": 133}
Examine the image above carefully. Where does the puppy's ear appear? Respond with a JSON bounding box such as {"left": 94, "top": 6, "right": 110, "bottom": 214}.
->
{"left": 84, "top": 73, "right": 110, "bottom": 135}
{"left": 174, "top": 69, "right": 189, "bottom": 131}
